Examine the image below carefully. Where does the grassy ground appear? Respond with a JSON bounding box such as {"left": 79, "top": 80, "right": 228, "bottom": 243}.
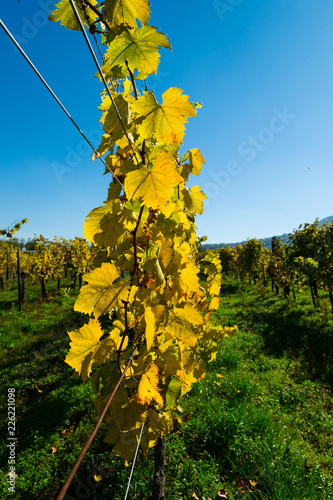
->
{"left": 0, "top": 277, "right": 332, "bottom": 499}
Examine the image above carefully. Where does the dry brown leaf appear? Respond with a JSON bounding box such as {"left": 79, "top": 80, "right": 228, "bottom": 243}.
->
{"left": 216, "top": 488, "right": 228, "bottom": 498}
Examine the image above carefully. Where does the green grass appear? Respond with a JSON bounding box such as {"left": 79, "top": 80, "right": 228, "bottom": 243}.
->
{"left": 0, "top": 276, "right": 333, "bottom": 499}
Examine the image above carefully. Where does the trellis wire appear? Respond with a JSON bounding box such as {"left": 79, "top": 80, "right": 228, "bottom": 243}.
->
{"left": 123, "top": 422, "right": 146, "bottom": 500}
{"left": 56, "top": 331, "right": 146, "bottom": 500}
{"left": 0, "top": 18, "right": 124, "bottom": 188}
{"left": 68, "top": 0, "right": 140, "bottom": 165}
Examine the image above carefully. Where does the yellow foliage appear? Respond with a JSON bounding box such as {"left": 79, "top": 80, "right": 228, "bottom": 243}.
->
{"left": 131, "top": 88, "right": 197, "bottom": 144}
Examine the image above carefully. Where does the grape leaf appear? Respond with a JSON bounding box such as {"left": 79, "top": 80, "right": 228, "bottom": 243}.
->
{"left": 74, "top": 263, "right": 129, "bottom": 318}
{"left": 175, "top": 303, "right": 204, "bottom": 325}
{"left": 66, "top": 319, "right": 124, "bottom": 382}
{"left": 166, "top": 315, "right": 198, "bottom": 348}
{"left": 49, "top": 0, "right": 98, "bottom": 30}
{"left": 209, "top": 274, "right": 222, "bottom": 296}
{"left": 165, "top": 377, "right": 182, "bottom": 411}
{"left": 100, "top": 93, "right": 130, "bottom": 145}
{"left": 180, "top": 148, "right": 205, "bottom": 180}
{"left": 189, "top": 149, "right": 205, "bottom": 176}
{"left": 124, "top": 152, "right": 182, "bottom": 210}
{"left": 175, "top": 262, "right": 201, "bottom": 297}
{"left": 104, "top": 0, "right": 150, "bottom": 28}
{"left": 182, "top": 186, "right": 207, "bottom": 215}
{"left": 137, "top": 362, "right": 163, "bottom": 407}
{"left": 84, "top": 200, "right": 137, "bottom": 248}
{"left": 103, "top": 26, "right": 171, "bottom": 80}
{"left": 131, "top": 88, "right": 197, "bottom": 144}
{"left": 144, "top": 305, "right": 155, "bottom": 351}
{"left": 209, "top": 296, "right": 221, "bottom": 310}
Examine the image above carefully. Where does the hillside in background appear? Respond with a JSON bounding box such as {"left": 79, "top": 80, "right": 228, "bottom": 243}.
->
{"left": 202, "top": 216, "right": 333, "bottom": 251}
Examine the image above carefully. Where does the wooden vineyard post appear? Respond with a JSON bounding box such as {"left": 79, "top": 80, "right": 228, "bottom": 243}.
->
{"left": 17, "top": 248, "right": 23, "bottom": 311}
{"left": 152, "top": 437, "right": 167, "bottom": 500}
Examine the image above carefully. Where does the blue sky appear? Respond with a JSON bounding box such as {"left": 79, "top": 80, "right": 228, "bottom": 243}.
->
{"left": 1, "top": 0, "right": 333, "bottom": 244}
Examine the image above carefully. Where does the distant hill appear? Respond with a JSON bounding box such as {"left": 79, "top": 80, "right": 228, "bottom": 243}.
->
{"left": 318, "top": 216, "right": 333, "bottom": 225}
{"left": 202, "top": 216, "right": 333, "bottom": 251}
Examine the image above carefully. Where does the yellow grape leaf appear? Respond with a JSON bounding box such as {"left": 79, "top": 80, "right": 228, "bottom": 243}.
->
{"left": 146, "top": 409, "right": 173, "bottom": 444}
{"left": 92, "top": 366, "right": 127, "bottom": 419}
{"left": 189, "top": 148, "right": 205, "bottom": 176}
{"left": 131, "top": 88, "right": 197, "bottom": 144}
{"left": 103, "top": 26, "right": 171, "bottom": 80}
{"left": 107, "top": 181, "right": 122, "bottom": 201}
{"left": 137, "top": 362, "right": 163, "bottom": 407}
{"left": 165, "top": 377, "right": 182, "bottom": 411}
{"left": 182, "top": 186, "right": 207, "bottom": 215}
{"left": 95, "top": 133, "right": 113, "bottom": 158}
{"left": 100, "top": 93, "right": 130, "bottom": 144}
{"left": 177, "top": 367, "right": 202, "bottom": 397}
{"left": 158, "top": 237, "right": 182, "bottom": 276}
{"left": 106, "top": 407, "right": 172, "bottom": 462}
{"left": 209, "top": 296, "right": 220, "bottom": 311}
{"left": 175, "top": 303, "right": 203, "bottom": 325}
{"left": 124, "top": 152, "right": 182, "bottom": 210}
{"left": 109, "top": 426, "right": 143, "bottom": 463}
{"left": 84, "top": 200, "right": 137, "bottom": 248}
{"left": 49, "top": 0, "right": 98, "bottom": 30}
{"left": 105, "top": 0, "right": 150, "bottom": 28}
{"left": 165, "top": 314, "right": 198, "bottom": 348}
{"left": 144, "top": 305, "right": 156, "bottom": 351}
{"left": 209, "top": 274, "right": 222, "bottom": 296}
{"left": 116, "top": 399, "right": 148, "bottom": 433}
{"left": 156, "top": 347, "right": 181, "bottom": 379}
{"left": 66, "top": 318, "right": 124, "bottom": 382}
{"left": 176, "top": 262, "right": 200, "bottom": 297}
{"left": 74, "top": 263, "right": 129, "bottom": 318}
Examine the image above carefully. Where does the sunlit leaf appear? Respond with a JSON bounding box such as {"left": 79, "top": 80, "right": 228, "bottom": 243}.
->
{"left": 105, "top": 0, "right": 150, "bottom": 28}
{"left": 103, "top": 26, "right": 171, "bottom": 80}
{"left": 137, "top": 362, "right": 163, "bottom": 407}
{"left": 49, "top": 0, "right": 98, "bottom": 30}
{"left": 74, "top": 263, "right": 129, "bottom": 318}
{"left": 131, "top": 88, "right": 197, "bottom": 144}
{"left": 124, "top": 152, "right": 182, "bottom": 210}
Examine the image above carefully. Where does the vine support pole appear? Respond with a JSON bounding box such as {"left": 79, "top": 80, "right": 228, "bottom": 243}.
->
{"left": 152, "top": 437, "right": 167, "bottom": 500}
{"left": 17, "top": 248, "right": 22, "bottom": 311}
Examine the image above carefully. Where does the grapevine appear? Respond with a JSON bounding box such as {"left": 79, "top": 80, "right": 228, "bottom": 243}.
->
{"left": 49, "top": 0, "right": 237, "bottom": 479}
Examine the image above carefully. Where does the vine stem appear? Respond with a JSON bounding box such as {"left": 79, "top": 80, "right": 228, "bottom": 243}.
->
{"left": 117, "top": 205, "right": 145, "bottom": 373}
{"left": 56, "top": 331, "right": 145, "bottom": 500}
{"left": 81, "top": 0, "right": 111, "bottom": 30}
{"left": 125, "top": 60, "right": 139, "bottom": 99}
{"left": 130, "top": 206, "right": 145, "bottom": 288}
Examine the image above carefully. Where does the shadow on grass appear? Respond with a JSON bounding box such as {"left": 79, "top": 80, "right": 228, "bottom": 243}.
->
{"left": 220, "top": 280, "right": 243, "bottom": 295}
{"left": 0, "top": 299, "right": 16, "bottom": 310}
{"left": 252, "top": 304, "right": 333, "bottom": 385}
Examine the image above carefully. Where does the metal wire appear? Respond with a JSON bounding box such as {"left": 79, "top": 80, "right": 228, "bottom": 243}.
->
{"left": 0, "top": 18, "right": 123, "bottom": 187}
{"left": 93, "top": 31, "right": 104, "bottom": 62}
{"left": 68, "top": 0, "right": 140, "bottom": 165}
{"left": 123, "top": 422, "right": 146, "bottom": 500}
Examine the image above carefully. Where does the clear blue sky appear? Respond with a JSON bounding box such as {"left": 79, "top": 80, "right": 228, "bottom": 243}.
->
{"left": 1, "top": 0, "right": 333, "bottom": 244}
